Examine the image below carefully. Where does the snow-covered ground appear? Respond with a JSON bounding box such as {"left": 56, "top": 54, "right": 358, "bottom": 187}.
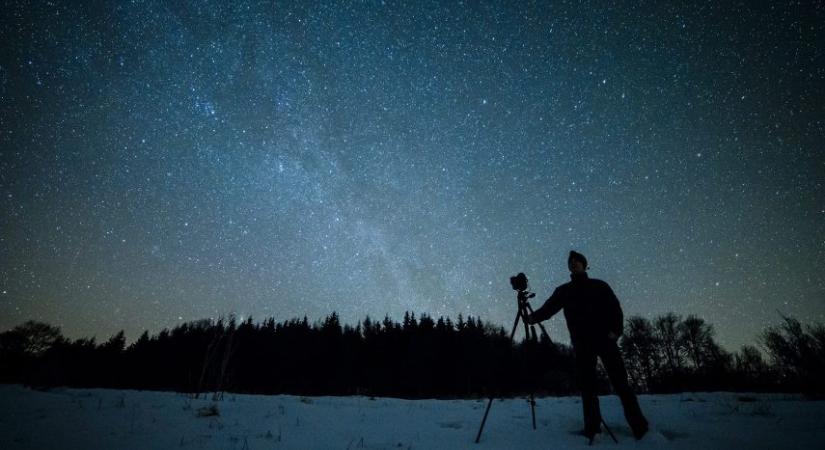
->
{"left": 0, "top": 385, "right": 823, "bottom": 449}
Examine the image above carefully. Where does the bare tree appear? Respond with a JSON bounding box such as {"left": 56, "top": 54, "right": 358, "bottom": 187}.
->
{"left": 734, "top": 345, "right": 767, "bottom": 376}
{"left": 762, "top": 316, "right": 825, "bottom": 395}
{"left": 654, "top": 313, "right": 683, "bottom": 373}
{"left": 1, "top": 321, "right": 64, "bottom": 356}
{"left": 678, "top": 315, "right": 715, "bottom": 370}
{"left": 620, "top": 316, "right": 660, "bottom": 390}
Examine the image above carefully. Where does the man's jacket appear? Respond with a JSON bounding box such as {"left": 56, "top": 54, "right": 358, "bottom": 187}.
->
{"left": 531, "top": 272, "right": 624, "bottom": 348}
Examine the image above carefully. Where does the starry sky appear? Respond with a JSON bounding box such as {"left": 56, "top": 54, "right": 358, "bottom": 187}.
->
{"left": 1, "top": 0, "right": 823, "bottom": 351}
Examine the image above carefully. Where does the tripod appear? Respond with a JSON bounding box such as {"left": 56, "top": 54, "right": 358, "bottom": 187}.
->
{"left": 474, "top": 289, "right": 549, "bottom": 443}
{"left": 474, "top": 289, "right": 619, "bottom": 445}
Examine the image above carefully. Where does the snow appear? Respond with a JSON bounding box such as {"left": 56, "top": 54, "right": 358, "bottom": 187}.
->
{"left": 0, "top": 385, "right": 823, "bottom": 449}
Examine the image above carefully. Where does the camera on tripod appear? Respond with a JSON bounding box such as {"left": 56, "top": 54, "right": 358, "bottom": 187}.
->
{"left": 476, "top": 271, "right": 549, "bottom": 442}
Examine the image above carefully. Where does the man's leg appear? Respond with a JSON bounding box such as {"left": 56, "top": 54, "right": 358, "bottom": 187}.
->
{"left": 575, "top": 348, "right": 601, "bottom": 437}
{"left": 599, "top": 339, "right": 649, "bottom": 439}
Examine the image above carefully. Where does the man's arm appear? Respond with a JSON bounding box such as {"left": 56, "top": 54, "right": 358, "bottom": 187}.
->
{"left": 528, "top": 287, "right": 564, "bottom": 324}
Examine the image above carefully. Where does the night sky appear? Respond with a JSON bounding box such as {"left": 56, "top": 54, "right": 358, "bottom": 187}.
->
{"left": 1, "top": 1, "right": 823, "bottom": 351}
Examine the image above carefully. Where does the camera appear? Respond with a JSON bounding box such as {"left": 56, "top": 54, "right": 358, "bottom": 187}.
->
{"left": 510, "top": 272, "right": 528, "bottom": 291}
{"left": 509, "top": 273, "right": 536, "bottom": 301}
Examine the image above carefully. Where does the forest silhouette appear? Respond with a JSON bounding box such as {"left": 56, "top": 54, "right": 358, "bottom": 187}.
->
{"left": 1, "top": 312, "right": 823, "bottom": 399}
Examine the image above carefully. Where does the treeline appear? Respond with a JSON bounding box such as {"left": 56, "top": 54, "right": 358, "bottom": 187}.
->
{"left": 0, "top": 312, "right": 822, "bottom": 398}
{"left": 620, "top": 313, "right": 824, "bottom": 395}
{"left": 0, "top": 313, "right": 575, "bottom": 398}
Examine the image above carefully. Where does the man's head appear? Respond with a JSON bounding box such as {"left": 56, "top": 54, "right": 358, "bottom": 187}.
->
{"left": 568, "top": 251, "right": 588, "bottom": 274}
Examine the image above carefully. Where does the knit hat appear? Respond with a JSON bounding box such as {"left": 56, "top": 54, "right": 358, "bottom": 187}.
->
{"left": 568, "top": 251, "right": 588, "bottom": 270}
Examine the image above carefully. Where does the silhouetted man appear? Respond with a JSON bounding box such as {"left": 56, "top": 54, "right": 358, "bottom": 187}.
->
{"left": 525, "top": 251, "right": 648, "bottom": 443}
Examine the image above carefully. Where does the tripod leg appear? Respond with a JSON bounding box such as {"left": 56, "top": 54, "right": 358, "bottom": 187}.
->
{"left": 537, "top": 323, "right": 550, "bottom": 341}
{"left": 518, "top": 309, "right": 538, "bottom": 430}
{"left": 475, "top": 397, "right": 494, "bottom": 443}
{"left": 521, "top": 306, "right": 531, "bottom": 341}
{"left": 510, "top": 309, "right": 522, "bottom": 340}
{"left": 601, "top": 419, "right": 619, "bottom": 443}
{"left": 475, "top": 310, "right": 523, "bottom": 443}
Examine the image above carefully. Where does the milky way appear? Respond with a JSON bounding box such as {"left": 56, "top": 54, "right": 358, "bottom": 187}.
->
{"left": 1, "top": 1, "right": 823, "bottom": 350}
